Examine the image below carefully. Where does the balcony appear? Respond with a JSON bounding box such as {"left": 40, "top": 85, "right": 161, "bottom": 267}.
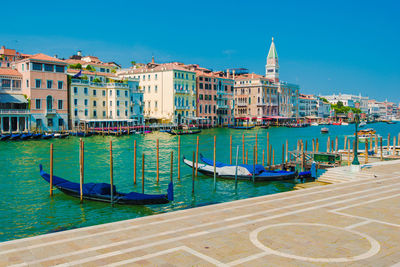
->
{"left": 257, "top": 102, "right": 266, "bottom": 106}
{"left": 217, "top": 91, "right": 233, "bottom": 96}
{"left": 71, "top": 79, "right": 89, "bottom": 85}
{"left": 106, "top": 83, "right": 129, "bottom": 89}
{"left": 217, "top": 104, "right": 229, "bottom": 109}
{"left": 0, "top": 109, "right": 30, "bottom": 115}
{"left": 237, "top": 102, "right": 247, "bottom": 107}
{"left": 174, "top": 89, "right": 191, "bottom": 95}
{"left": 45, "top": 109, "right": 57, "bottom": 117}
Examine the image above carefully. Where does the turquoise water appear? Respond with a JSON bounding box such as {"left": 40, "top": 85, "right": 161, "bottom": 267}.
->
{"left": 1, "top": 122, "right": 399, "bottom": 242}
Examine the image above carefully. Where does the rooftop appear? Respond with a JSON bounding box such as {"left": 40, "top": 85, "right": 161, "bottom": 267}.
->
{"left": 0, "top": 67, "right": 22, "bottom": 77}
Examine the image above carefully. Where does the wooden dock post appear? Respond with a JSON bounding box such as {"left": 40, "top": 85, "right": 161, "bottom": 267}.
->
{"left": 110, "top": 141, "right": 114, "bottom": 204}
{"left": 242, "top": 134, "right": 245, "bottom": 164}
{"left": 300, "top": 141, "right": 304, "bottom": 171}
{"left": 246, "top": 149, "right": 248, "bottom": 164}
{"left": 229, "top": 135, "right": 232, "bottom": 165}
{"left": 252, "top": 145, "right": 256, "bottom": 182}
{"left": 380, "top": 137, "right": 383, "bottom": 161}
{"left": 50, "top": 143, "right": 53, "bottom": 197}
{"left": 134, "top": 140, "right": 137, "bottom": 185}
{"left": 262, "top": 149, "right": 265, "bottom": 166}
{"left": 312, "top": 139, "right": 315, "bottom": 155}
{"left": 267, "top": 132, "right": 270, "bottom": 165}
{"left": 282, "top": 143, "right": 285, "bottom": 167}
{"left": 79, "top": 138, "right": 84, "bottom": 203}
{"left": 255, "top": 133, "right": 258, "bottom": 164}
{"left": 316, "top": 138, "right": 319, "bottom": 153}
{"left": 268, "top": 145, "right": 272, "bottom": 168}
{"left": 353, "top": 139, "right": 356, "bottom": 163}
{"left": 156, "top": 139, "right": 159, "bottom": 183}
{"left": 195, "top": 136, "right": 199, "bottom": 177}
{"left": 170, "top": 151, "right": 173, "bottom": 182}
{"left": 393, "top": 136, "right": 397, "bottom": 156}
{"left": 234, "top": 146, "right": 239, "bottom": 190}
{"left": 327, "top": 136, "right": 330, "bottom": 153}
{"left": 365, "top": 139, "right": 369, "bottom": 164}
{"left": 375, "top": 136, "right": 378, "bottom": 154}
{"left": 272, "top": 148, "right": 275, "bottom": 166}
{"left": 142, "top": 154, "right": 145, "bottom": 194}
{"left": 192, "top": 151, "right": 195, "bottom": 194}
{"left": 213, "top": 136, "right": 216, "bottom": 189}
{"left": 347, "top": 139, "right": 351, "bottom": 166}
{"left": 335, "top": 137, "right": 338, "bottom": 153}
{"left": 285, "top": 139, "right": 288, "bottom": 164}
{"left": 387, "top": 134, "right": 391, "bottom": 155}
{"left": 178, "top": 136, "right": 181, "bottom": 180}
{"left": 344, "top": 136, "right": 347, "bottom": 151}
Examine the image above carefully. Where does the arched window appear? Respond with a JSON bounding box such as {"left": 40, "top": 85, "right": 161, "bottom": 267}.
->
{"left": 46, "top": 95, "right": 53, "bottom": 111}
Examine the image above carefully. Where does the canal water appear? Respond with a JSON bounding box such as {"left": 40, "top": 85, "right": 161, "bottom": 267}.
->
{"left": 1, "top": 122, "right": 399, "bottom": 242}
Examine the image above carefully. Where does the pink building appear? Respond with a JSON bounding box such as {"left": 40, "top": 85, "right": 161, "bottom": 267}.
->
{"left": 195, "top": 70, "right": 234, "bottom": 126}
{"left": 14, "top": 54, "right": 68, "bottom": 131}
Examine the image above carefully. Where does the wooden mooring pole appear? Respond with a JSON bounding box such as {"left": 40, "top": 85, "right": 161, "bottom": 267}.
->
{"left": 79, "top": 138, "right": 84, "bottom": 203}
{"left": 134, "top": 140, "right": 137, "bottom": 185}
{"left": 170, "top": 151, "right": 173, "bottom": 183}
{"left": 380, "top": 137, "right": 383, "bottom": 161}
{"left": 50, "top": 143, "right": 53, "bottom": 197}
{"left": 192, "top": 151, "right": 195, "bottom": 194}
{"left": 178, "top": 136, "right": 181, "bottom": 180}
{"left": 242, "top": 134, "right": 245, "bottom": 164}
{"left": 213, "top": 136, "right": 216, "bottom": 189}
{"left": 255, "top": 133, "right": 258, "bottom": 164}
{"left": 142, "top": 154, "right": 145, "bottom": 194}
{"left": 229, "top": 135, "right": 232, "bottom": 165}
{"left": 156, "top": 139, "right": 159, "bottom": 183}
{"left": 195, "top": 136, "right": 199, "bottom": 177}
{"left": 110, "top": 141, "right": 114, "bottom": 205}
{"left": 365, "top": 139, "right": 369, "bottom": 164}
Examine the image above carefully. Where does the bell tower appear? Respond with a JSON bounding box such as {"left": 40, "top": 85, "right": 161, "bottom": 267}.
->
{"left": 265, "top": 37, "right": 279, "bottom": 81}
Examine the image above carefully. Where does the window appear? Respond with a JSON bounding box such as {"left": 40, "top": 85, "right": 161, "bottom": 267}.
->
{"left": 58, "top": 100, "right": 63, "bottom": 110}
{"left": 85, "top": 109, "right": 88, "bottom": 116}
{"left": 93, "top": 100, "right": 97, "bottom": 107}
{"left": 35, "top": 79, "right": 41, "bottom": 88}
{"left": 73, "top": 87, "right": 78, "bottom": 94}
{"left": 148, "top": 86, "right": 150, "bottom": 93}
{"left": 36, "top": 119, "right": 42, "bottom": 127}
{"left": 110, "top": 101, "right": 112, "bottom": 106}
{"left": 110, "top": 90, "right": 112, "bottom": 96}
{"left": 84, "top": 99, "right": 88, "bottom": 106}
{"left": 117, "top": 90, "right": 120, "bottom": 96}
{"left": 47, "top": 80, "right": 52, "bottom": 89}
{"left": 35, "top": 99, "right": 41, "bottom": 109}
{"left": 103, "top": 101, "right": 106, "bottom": 107}
{"left": 100, "top": 68, "right": 105, "bottom": 72}
{"left": 102, "top": 90, "right": 106, "bottom": 96}
{"left": 47, "top": 118, "right": 53, "bottom": 127}
{"left": 12, "top": 80, "right": 21, "bottom": 89}
{"left": 84, "top": 87, "right": 88, "bottom": 95}
{"left": 117, "top": 110, "right": 120, "bottom": 116}
{"left": 155, "top": 101, "right": 158, "bottom": 108}
{"left": 125, "top": 110, "right": 128, "bottom": 116}
{"left": 44, "top": 64, "right": 54, "bottom": 72}
{"left": 55, "top": 65, "right": 64, "bottom": 73}
{"left": 148, "top": 74, "right": 150, "bottom": 80}
{"left": 199, "top": 94, "right": 203, "bottom": 100}
{"left": 110, "top": 111, "right": 112, "bottom": 117}
{"left": 74, "top": 99, "right": 78, "bottom": 106}
{"left": 58, "top": 118, "right": 64, "bottom": 126}
{"left": 103, "top": 111, "right": 106, "bottom": 117}
{"left": 125, "top": 101, "right": 128, "bottom": 107}
{"left": 93, "top": 89, "right": 96, "bottom": 96}
{"left": 1, "top": 79, "right": 10, "bottom": 88}
{"left": 155, "top": 85, "right": 158, "bottom": 93}
{"left": 74, "top": 109, "right": 78, "bottom": 116}
{"left": 117, "top": 100, "right": 120, "bottom": 107}
{"left": 32, "top": 63, "right": 42, "bottom": 71}
{"left": 58, "top": 81, "right": 63, "bottom": 89}
{"left": 155, "top": 74, "right": 158, "bottom": 80}
{"left": 26, "top": 80, "right": 29, "bottom": 87}
{"left": 200, "top": 105, "right": 202, "bottom": 113}
{"left": 93, "top": 110, "right": 97, "bottom": 117}
{"left": 124, "top": 91, "right": 128, "bottom": 97}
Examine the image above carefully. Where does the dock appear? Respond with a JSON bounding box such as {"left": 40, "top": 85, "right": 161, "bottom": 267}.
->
{"left": 2, "top": 160, "right": 400, "bottom": 266}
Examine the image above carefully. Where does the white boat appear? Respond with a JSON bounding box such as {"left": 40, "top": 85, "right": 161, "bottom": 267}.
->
{"left": 341, "top": 122, "right": 349, "bottom": 126}
{"left": 311, "top": 122, "right": 319, "bottom": 126}
{"left": 321, "top": 127, "right": 329, "bottom": 133}
{"left": 359, "top": 121, "right": 366, "bottom": 127}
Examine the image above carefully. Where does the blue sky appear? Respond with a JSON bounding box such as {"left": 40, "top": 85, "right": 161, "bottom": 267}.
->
{"left": 1, "top": 0, "right": 399, "bottom": 102}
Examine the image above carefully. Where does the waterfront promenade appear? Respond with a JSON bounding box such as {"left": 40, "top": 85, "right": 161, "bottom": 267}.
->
{"left": 1, "top": 160, "right": 400, "bottom": 266}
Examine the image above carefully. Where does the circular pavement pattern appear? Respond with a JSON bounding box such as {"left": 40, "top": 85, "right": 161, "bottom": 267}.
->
{"left": 249, "top": 222, "right": 380, "bottom": 263}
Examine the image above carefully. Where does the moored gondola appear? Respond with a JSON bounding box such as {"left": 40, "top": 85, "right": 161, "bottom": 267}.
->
{"left": 39, "top": 164, "right": 173, "bottom": 205}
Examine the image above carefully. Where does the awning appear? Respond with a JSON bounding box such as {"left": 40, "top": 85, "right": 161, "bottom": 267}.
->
{"left": 80, "top": 119, "right": 137, "bottom": 122}
{"left": 0, "top": 94, "right": 28, "bottom": 104}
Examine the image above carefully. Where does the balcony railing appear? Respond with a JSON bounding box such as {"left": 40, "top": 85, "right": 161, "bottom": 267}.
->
{"left": 174, "top": 89, "right": 191, "bottom": 94}
{"left": 45, "top": 109, "right": 57, "bottom": 116}
{"left": 0, "top": 109, "right": 30, "bottom": 114}
{"left": 217, "top": 105, "right": 230, "bottom": 109}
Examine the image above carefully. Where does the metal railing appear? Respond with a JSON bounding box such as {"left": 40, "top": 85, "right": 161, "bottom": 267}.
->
{"left": 0, "top": 109, "right": 30, "bottom": 114}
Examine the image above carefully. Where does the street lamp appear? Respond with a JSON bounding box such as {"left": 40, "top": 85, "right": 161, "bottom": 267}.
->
{"left": 352, "top": 113, "right": 360, "bottom": 167}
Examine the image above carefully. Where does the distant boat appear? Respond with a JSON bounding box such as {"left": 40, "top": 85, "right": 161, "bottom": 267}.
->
{"left": 359, "top": 121, "right": 367, "bottom": 127}
{"left": 31, "top": 133, "right": 42, "bottom": 139}
{"left": 311, "top": 122, "right": 319, "bottom": 126}
{"left": 42, "top": 133, "right": 53, "bottom": 139}
{"left": 39, "top": 164, "right": 173, "bottom": 205}
{"left": 341, "top": 122, "right": 349, "bottom": 126}
{"left": 386, "top": 121, "right": 396, "bottom": 124}
{"left": 332, "top": 122, "right": 341, "bottom": 125}
{"left": 9, "top": 133, "right": 21, "bottom": 140}
{"left": 54, "top": 133, "right": 69, "bottom": 139}
{"left": 260, "top": 125, "right": 269, "bottom": 129}
{"left": 321, "top": 127, "right": 329, "bottom": 133}
{"left": 20, "top": 133, "right": 33, "bottom": 140}
{"left": 0, "top": 134, "right": 11, "bottom": 141}
{"left": 168, "top": 128, "right": 201, "bottom": 135}
{"left": 228, "top": 125, "right": 255, "bottom": 130}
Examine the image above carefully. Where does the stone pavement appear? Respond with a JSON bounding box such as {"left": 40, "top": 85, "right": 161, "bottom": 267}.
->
{"left": 1, "top": 160, "right": 400, "bottom": 266}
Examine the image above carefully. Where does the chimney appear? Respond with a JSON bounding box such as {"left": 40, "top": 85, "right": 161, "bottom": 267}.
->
{"left": 232, "top": 69, "right": 235, "bottom": 79}
{"left": 77, "top": 50, "right": 82, "bottom": 56}
{"left": 226, "top": 69, "right": 230, "bottom": 79}
{"left": 151, "top": 56, "right": 154, "bottom": 64}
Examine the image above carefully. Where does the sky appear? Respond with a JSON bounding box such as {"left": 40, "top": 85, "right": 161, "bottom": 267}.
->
{"left": 1, "top": 0, "right": 399, "bottom": 102}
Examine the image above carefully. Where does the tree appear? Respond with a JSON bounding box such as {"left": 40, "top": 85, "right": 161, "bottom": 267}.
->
{"left": 131, "top": 60, "right": 136, "bottom": 67}
{"left": 81, "top": 75, "right": 88, "bottom": 80}
{"left": 69, "top": 63, "right": 82, "bottom": 69}
{"left": 320, "top": 97, "right": 329, "bottom": 103}
{"left": 93, "top": 78, "right": 101, "bottom": 83}
{"left": 85, "top": 65, "right": 96, "bottom": 72}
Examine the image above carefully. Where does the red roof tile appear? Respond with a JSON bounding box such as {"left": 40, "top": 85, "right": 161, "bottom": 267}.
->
{"left": 26, "top": 53, "right": 67, "bottom": 64}
{"left": 0, "top": 68, "right": 22, "bottom": 77}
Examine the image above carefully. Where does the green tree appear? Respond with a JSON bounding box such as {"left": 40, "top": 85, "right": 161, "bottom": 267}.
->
{"left": 320, "top": 97, "right": 329, "bottom": 103}
{"left": 69, "top": 63, "right": 82, "bottom": 69}
{"left": 93, "top": 78, "right": 102, "bottom": 83}
{"left": 85, "top": 65, "right": 96, "bottom": 72}
{"left": 131, "top": 60, "right": 136, "bottom": 67}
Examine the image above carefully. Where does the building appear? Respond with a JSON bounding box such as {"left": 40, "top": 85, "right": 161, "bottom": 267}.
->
{"left": 13, "top": 54, "right": 69, "bottom": 131}
{"left": 234, "top": 73, "right": 279, "bottom": 121}
{"left": 67, "top": 71, "right": 143, "bottom": 129}
{"left": 118, "top": 61, "right": 196, "bottom": 124}
{"left": 317, "top": 98, "right": 331, "bottom": 118}
{"left": 278, "top": 82, "right": 299, "bottom": 118}
{"left": 298, "top": 94, "right": 318, "bottom": 118}
{"left": 322, "top": 93, "right": 369, "bottom": 113}
{"left": 265, "top": 38, "right": 279, "bottom": 82}
{"left": 0, "top": 46, "right": 24, "bottom": 68}
{"left": 0, "top": 68, "right": 30, "bottom": 133}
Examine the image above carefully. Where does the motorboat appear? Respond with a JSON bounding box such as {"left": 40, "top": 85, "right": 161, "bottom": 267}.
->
{"left": 321, "top": 127, "right": 329, "bottom": 134}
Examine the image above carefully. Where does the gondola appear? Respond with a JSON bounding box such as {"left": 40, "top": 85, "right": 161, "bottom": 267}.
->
{"left": 31, "top": 133, "right": 42, "bottom": 139}
{"left": 70, "top": 132, "right": 93, "bottom": 137}
{"left": 260, "top": 125, "right": 269, "bottom": 129}
{"left": 20, "top": 133, "right": 33, "bottom": 140}
{"left": 168, "top": 129, "right": 201, "bottom": 135}
{"left": 39, "top": 164, "right": 173, "bottom": 205}
{"left": 9, "top": 133, "right": 21, "bottom": 140}
{"left": 227, "top": 125, "right": 255, "bottom": 130}
{"left": 42, "top": 133, "right": 53, "bottom": 139}
{"left": 53, "top": 133, "right": 69, "bottom": 139}
{"left": 0, "top": 134, "right": 11, "bottom": 141}
{"left": 183, "top": 155, "right": 299, "bottom": 181}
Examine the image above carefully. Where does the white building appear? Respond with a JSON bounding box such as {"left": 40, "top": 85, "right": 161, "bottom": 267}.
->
{"left": 322, "top": 93, "right": 369, "bottom": 113}
{"left": 118, "top": 62, "right": 197, "bottom": 124}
